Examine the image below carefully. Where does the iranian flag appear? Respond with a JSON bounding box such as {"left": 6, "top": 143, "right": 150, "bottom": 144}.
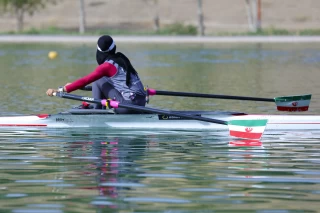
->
{"left": 228, "top": 119, "right": 268, "bottom": 140}
{"left": 274, "top": 94, "right": 311, "bottom": 112}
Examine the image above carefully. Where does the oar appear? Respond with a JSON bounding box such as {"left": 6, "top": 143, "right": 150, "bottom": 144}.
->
{"left": 146, "top": 89, "right": 312, "bottom": 112}
{"left": 79, "top": 86, "right": 311, "bottom": 112}
{"left": 53, "top": 92, "right": 268, "bottom": 140}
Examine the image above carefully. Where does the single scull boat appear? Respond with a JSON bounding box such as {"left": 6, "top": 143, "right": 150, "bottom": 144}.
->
{"left": 0, "top": 91, "right": 315, "bottom": 140}
{"left": 0, "top": 109, "right": 318, "bottom": 130}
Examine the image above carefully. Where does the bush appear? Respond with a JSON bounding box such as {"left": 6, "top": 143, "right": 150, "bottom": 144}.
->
{"left": 24, "top": 28, "right": 40, "bottom": 34}
{"left": 21, "top": 26, "right": 66, "bottom": 35}
{"left": 264, "top": 28, "right": 290, "bottom": 35}
{"left": 159, "top": 23, "right": 197, "bottom": 35}
{"left": 299, "top": 29, "right": 320, "bottom": 35}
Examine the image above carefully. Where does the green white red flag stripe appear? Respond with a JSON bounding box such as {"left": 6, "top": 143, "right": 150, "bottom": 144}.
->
{"left": 228, "top": 119, "right": 268, "bottom": 140}
{"left": 274, "top": 94, "right": 311, "bottom": 112}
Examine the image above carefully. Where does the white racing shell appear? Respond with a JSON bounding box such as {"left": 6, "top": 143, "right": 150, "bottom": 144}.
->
{"left": 0, "top": 109, "right": 320, "bottom": 131}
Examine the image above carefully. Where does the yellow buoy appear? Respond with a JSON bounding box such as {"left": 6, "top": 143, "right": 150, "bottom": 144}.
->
{"left": 48, "top": 51, "right": 58, "bottom": 59}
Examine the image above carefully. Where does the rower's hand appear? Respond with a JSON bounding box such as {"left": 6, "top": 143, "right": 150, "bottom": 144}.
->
{"left": 46, "top": 89, "right": 57, "bottom": 96}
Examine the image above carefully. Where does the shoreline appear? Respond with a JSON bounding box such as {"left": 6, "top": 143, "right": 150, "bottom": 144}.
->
{"left": 1, "top": 35, "right": 320, "bottom": 43}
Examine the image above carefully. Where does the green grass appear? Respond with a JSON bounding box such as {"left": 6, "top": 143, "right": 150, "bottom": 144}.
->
{"left": 215, "top": 27, "right": 320, "bottom": 36}
{"left": 2, "top": 23, "right": 198, "bottom": 36}
{"left": 2, "top": 24, "right": 320, "bottom": 36}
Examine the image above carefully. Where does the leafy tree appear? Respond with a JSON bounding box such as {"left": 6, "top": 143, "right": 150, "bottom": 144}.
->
{"left": 0, "top": 0, "right": 56, "bottom": 32}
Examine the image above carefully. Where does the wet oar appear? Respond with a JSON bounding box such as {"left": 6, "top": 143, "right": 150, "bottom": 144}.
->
{"left": 53, "top": 92, "right": 268, "bottom": 140}
{"left": 79, "top": 86, "right": 311, "bottom": 112}
{"left": 147, "top": 88, "right": 311, "bottom": 112}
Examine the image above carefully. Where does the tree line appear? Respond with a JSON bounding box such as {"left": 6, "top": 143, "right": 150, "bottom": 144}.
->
{"left": 0, "top": 0, "right": 261, "bottom": 35}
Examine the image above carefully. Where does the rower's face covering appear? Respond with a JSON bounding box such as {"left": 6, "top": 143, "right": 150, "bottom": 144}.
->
{"left": 96, "top": 46, "right": 117, "bottom": 65}
{"left": 96, "top": 51, "right": 108, "bottom": 65}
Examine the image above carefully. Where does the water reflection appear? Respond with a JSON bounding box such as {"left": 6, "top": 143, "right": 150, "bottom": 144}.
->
{"left": 0, "top": 130, "right": 149, "bottom": 212}
{"left": 0, "top": 129, "right": 319, "bottom": 212}
{"left": 65, "top": 139, "right": 147, "bottom": 210}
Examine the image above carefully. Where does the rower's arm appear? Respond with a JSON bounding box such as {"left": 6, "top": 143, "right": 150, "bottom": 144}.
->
{"left": 65, "top": 63, "right": 116, "bottom": 93}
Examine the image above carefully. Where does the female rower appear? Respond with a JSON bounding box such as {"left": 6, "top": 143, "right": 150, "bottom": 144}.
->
{"left": 46, "top": 35, "right": 147, "bottom": 114}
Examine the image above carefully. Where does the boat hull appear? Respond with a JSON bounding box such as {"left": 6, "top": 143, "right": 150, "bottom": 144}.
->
{"left": 0, "top": 110, "right": 319, "bottom": 131}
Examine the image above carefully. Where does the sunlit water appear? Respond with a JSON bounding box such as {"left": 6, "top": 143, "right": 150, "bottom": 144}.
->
{"left": 0, "top": 42, "right": 320, "bottom": 212}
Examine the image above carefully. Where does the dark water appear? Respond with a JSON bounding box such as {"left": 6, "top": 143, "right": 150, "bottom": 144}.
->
{"left": 0, "top": 42, "right": 320, "bottom": 212}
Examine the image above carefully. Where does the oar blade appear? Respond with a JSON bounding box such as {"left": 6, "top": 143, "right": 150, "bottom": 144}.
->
{"left": 274, "top": 94, "right": 311, "bottom": 112}
{"left": 228, "top": 119, "right": 268, "bottom": 140}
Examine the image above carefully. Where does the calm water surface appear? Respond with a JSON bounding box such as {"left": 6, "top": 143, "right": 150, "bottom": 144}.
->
{"left": 0, "top": 42, "right": 319, "bottom": 212}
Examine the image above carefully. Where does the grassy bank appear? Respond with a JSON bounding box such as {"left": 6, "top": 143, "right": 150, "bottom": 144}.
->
{"left": 2, "top": 24, "right": 320, "bottom": 36}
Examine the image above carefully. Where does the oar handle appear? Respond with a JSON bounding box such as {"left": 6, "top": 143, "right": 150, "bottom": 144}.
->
{"left": 148, "top": 89, "right": 274, "bottom": 102}
{"left": 80, "top": 86, "right": 92, "bottom": 91}
{"left": 53, "top": 92, "right": 103, "bottom": 105}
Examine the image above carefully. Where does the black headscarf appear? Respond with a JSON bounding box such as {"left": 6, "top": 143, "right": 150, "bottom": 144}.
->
{"left": 96, "top": 35, "right": 138, "bottom": 86}
{"left": 96, "top": 35, "right": 116, "bottom": 65}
